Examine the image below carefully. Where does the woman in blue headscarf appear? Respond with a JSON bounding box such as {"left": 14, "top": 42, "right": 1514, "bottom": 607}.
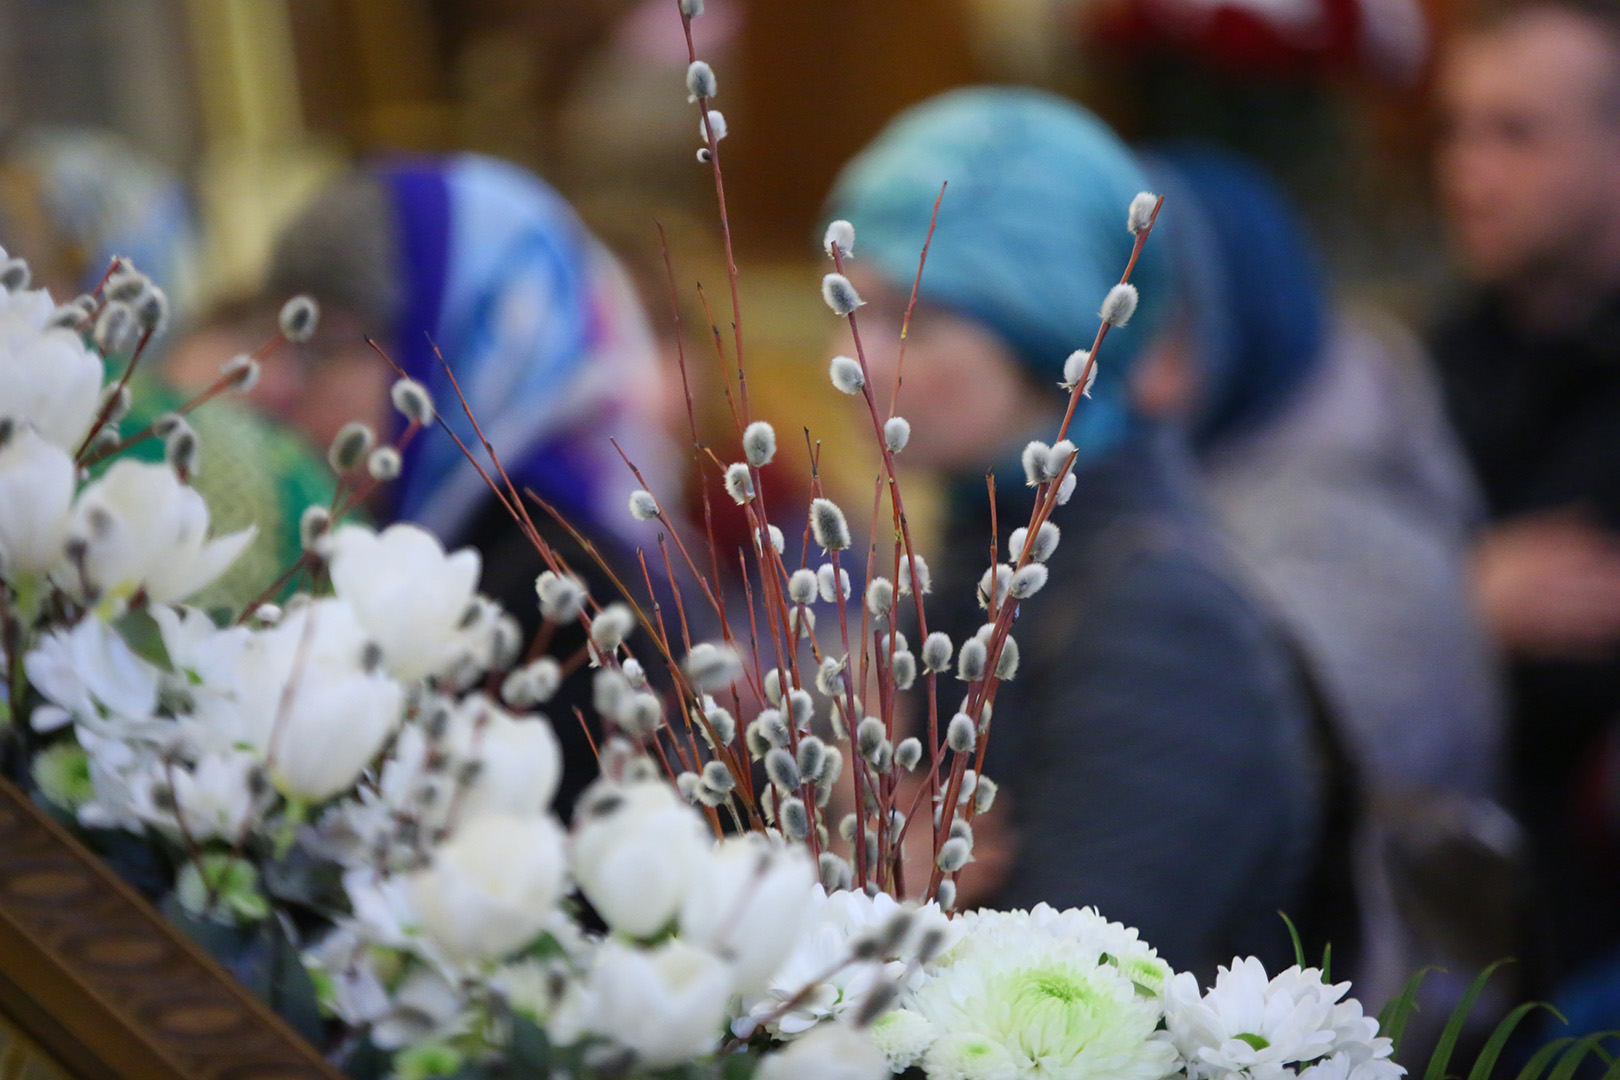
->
{"left": 827, "top": 88, "right": 1323, "bottom": 977}
{"left": 1138, "top": 145, "right": 1515, "bottom": 1014}
{"left": 267, "top": 154, "right": 674, "bottom": 814}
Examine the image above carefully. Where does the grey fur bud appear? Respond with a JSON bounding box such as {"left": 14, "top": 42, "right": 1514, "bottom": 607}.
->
{"left": 865, "top": 577, "right": 894, "bottom": 617}
{"left": 974, "top": 776, "right": 999, "bottom": 813}
{"left": 589, "top": 603, "right": 636, "bottom": 653}
{"left": 957, "top": 638, "right": 987, "bottom": 682}
{"left": 935, "top": 879, "right": 957, "bottom": 912}
{"left": 829, "top": 354, "right": 865, "bottom": 394}
{"left": 701, "top": 758, "right": 736, "bottom": 793}
{"left": 536, "top": 571, "right": 587, "bottom": 623}
{"left": 811, "top": 498, "right": 851, "bottom": 552}
{"left": 300, "top": 506, "right": 331, "bottom": 552}
{"left": 897, "top": 554, "right": 930, "bottom": 596}
{"left": 628, "top": 489, "right": 660, "bottom": 521}
{"left": 796, "top": 735, "right": 827, "bottom": 783}
{"left": 788, "top": 688, "right": 814, "bottom": 730}
{"left": 788, "top": 568, "right": 818, "bottom": 605}
{"left": 742, "top": 420, "right": 776, "bottom": 467}
{"left": 1010, "top": 522, "right": 1060, "bottom": 564}
{"left": 724, "top": 462, "right": 755, "bottom": 504}
{"left": 93, "top": 301, "right": 139, "bottom": 355}
{"left": 685, "top": 60, "right": 717, "bottom": 101}
{"left": 1009, "top": 564, "right": 1048, "bottom": 600}
{"left": 367, "top": 446, "right": 402, "bottom": 481}
{"left": 328, "top": 421, "right": 374, "bottom": 473}
{"left": 1100, "top": 283, "right": 1139, "bottom": 327}
{"left": 390, "top": 378, "right": 435, "bottom": 426}
{"left": 891, "top": 651, "right": 917, "bottom": 691}
{"left": 222, "top": 353, "right": 260, "bottom": 392}
{"left": 976, "top": 564, "right": 1012, "bottom": 610}
{"left": 0, "top": 258, "right": 30, "bottom": 291}
{"left": 936, "top": 837, "right": 972, "bottom": 873}
{"left": 780, "top": 796, "right": 810, "bottom": 840}
{"left": 819, "top": 851, "right": 853, "bottom": 891}
{"left": 821, "top": 273, "right": 863, "bottom": 316}
{"left": 279, "top": 295, "right": 320, "bottom": 343}
{"left": 855, "top": 716, "right": 886, "bottom": 760}
{"left": 921, "top": 632, "right": 953, "bottom": 673}
{"left": 765, "top": 747, "right": 802, "bottom": 792}
{"left": 1021, "top": 440, "right": 1052, "bottom": 486}
{"left": 817, "top": 563, "right": 850, "bottom": 602}
{"left": 995, "top": 635, "right": 1021, "bottom": 680}
{"left": 947, "top": 713, "right": 977, "bottom": 753}
{"left": 895, "top": 737, "right": 923, "bottom": 772}
{"left": 884, "top": 415, "right": 910, "bottom": 453}
{"left": 683, "top": 642, "right": 742, "bottom": 692}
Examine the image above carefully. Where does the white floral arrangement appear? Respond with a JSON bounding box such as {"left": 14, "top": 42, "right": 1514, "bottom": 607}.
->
{"left": 0, "top": 4, "right": 1449, "bottom": 1080}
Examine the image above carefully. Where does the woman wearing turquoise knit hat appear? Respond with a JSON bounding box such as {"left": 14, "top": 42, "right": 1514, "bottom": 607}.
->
{"left": 827, "top": 87, "right": 1325, "bottom": 978}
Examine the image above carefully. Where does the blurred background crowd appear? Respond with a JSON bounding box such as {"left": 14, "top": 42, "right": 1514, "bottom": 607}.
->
{"left": 9, "top": 0, "right": 1620, "bottom": 1059}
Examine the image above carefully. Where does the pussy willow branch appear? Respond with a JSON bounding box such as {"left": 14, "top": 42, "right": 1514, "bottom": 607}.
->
{"left": 926, "top": 196, "right": 1166, "bottom": 901}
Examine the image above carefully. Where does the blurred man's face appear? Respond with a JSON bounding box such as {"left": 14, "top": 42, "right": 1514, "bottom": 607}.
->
{"left": 1436, "top": 10, "right": 1620, "bottom": 284}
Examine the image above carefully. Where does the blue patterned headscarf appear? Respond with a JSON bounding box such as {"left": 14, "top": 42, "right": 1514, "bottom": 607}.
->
{"left": 1142, "top": 143, "right": 1328, "bottom": 449}
{"left": 827, "top": 87, "right": 1173, "bottom": 464}
{"left": 377, "top": 155, "right": 665, "bottom": 545}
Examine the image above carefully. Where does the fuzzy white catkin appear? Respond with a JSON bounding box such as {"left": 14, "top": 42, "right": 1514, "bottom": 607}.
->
{"left": 947, "top": 713, "right": 976, "bottom": 753}
{"left": 1046, "top": 440, "right": 1077, "bottom": 484}
{"left": 819, "top": 852, "right": 852, "bottom": 891}
{"left": 996, "top": 635, "right": 1021, "bottom": 680}
{"left": 366, "top": 446, "right": 402, "bottom": 481}
{"left": 724, "top": 462, "right": 755, "bottom": 504}
{"left": 1011, "top": 522, "right": 1061, "bottom": 563}
{"left": 829, "top": 354, "right": 865, "bottom": 395}
{"left": 536, "top": 571, "right": 587, "bottom": 623}
{"left": 811, "top": 498, "right": 851, "bottom": 551}
{"left": 788, "top": 568, "right": 818, "bottom": 605}
{"left": 897, "top": 553, "right": 931, "bottom": 596}
{"left": 821, "top": 273, "right": 863, "bottom": 316}
{"left": 760, "top": 708, "right": 791, "bottom": 748}
{"left": 884, "top": 415, "right": 911, "bottom": 452}
{"left": 1128, "top": 191, "right": 1159, "bottom": 234}
{"left": 742, "top": 420, "right": 777, "bottom": 466}
{"left": 701, "top": 759, "right": 736, "bottom": 794}
{"left": 824, "top": 219, "right": 856, "bottom": 258}
{"left": 703, "top": 703, "right": 736, "bottom": 746}
{"left": 936, "top": 879, "right": 958, "bottom": 912}
{"left": 328, "top": 421, "right": 374, "bottom": 473}
{"left": 1100, "top": 283, "right": 1140, "bottom": 327}
{"left": 977, "top": 564, "right": 1012, "bottom": 610}
{"left": 685, "top": 60, "right": 716, "bottom": 101}
{"left": 684, "top": 642, "right": 742, "bottom": 691}
{"left": 1009, "top": 563, "right": 1048, "bottom": 599}
{"left": 696, "top": 148, "right": 712, "bottom": 164}
{"left": 279, "top": 295, "right": 319, "bottom": 343}
{"left": 137, "top": 287, "right": 168, "bottom": 333}
{"left": 816, "top": 563, "right": 850, "bottom": 602}
{"left": 974, "top": 776, "right": 999, "bottom": 813}
{"left": 780, "top": 796, "right": 810, "bottom": 840}
{"left": 98, "top": 383, "right": 132, "bottom": 424}
{"left": 766, "top": 747, "right": 801, "bottom": 792}
{"left": 676, "top": 771, "right": 702, "bottom": 803}
{"left": 628, "top": 489, "right": 660, "bottom": 521}
{"left": 94, "top": 302, "right": 138, "bottom": 355}
{"left": 796, "top": 735, "right": 827, "bottom": 782}
{"left": 957, "top": 637, "right": 987, "bottom": 682}
{"left": 679, "top": 0, "right": 703, "bottom": 15}
{"left": 937, "top": 838, "right": 972, "bottom": 873}
{"left": 892, "top": 651, "right": 917, "bottom": 690}
{"left": 1021, "top": 440, "right": 1052, "bottom": 486}
{"left": 590, "top": 603, "right": 636, "bottom": 652}
{"left": 1057, "top": 471, "right": 1077, "bottom": 505}
{"left": 855, "top": 716, "right": 886, "bottom": 759}
{"left": 921, "top": 631, "right": 953, "bottom": 673}
{"left": 895, "top": 737, "right": 923, "bottom": 772}
{"left": 701, "top": 109, "right": 728, "bottom": 142}
{"left": 222, "top": 353, "right": 260, "bottom": 392}
{"left": 764, "top": 668, "right": 786, "bottom": 706}
{"left": 760, "top": 523, "right": 785, "bottom": 554}
{"left": 163, "top": 421, "right": 198, "bottom": 474}
{"left": 1061, "top": 349, "right": 1092, "bottom": 392}
{"left": 866, "top": 577, "right": 894, "bottom": 617}
{"left": 390, "top": 378, "right": 435, "bottom": 426}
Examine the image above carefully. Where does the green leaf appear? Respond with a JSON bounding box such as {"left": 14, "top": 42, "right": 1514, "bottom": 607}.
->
{"left": 113, "top": 608, "right": 173, "bottom": 671}
{"left": 720, "top": 1052, "right": 758, "bottom": 1080}
{"left": 1278, "top": 910, "right": 1306, "bottom": 969}
{"left": 508, "top": 1016, "right": 551, "bottom": 1071}
{"left": 1546, "top": 1034, "right": 1619, "bottom": 1080}
{"left": 1322, "top": 942, "right": 1333, "bottom": 984}
{"left": 1425, "top": 960, "right": 1512, "bottom": 1080}
{"left": 1515, "top": 1038, "right": 1575, "bottom": 1080}
{"left": 1466, "top": 1000, "right": 1566, "bottom": 1080}
{"left": 1380, "top": 966, "right": 1440, "bottom": 1058}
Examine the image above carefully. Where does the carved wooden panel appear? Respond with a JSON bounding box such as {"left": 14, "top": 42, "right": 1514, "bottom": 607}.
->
{"left": 0, "top": 778, "right": 344, "bottom": 1080}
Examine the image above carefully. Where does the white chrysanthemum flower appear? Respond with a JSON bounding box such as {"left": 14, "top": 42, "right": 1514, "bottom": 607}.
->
{"left": 926, "top": 1032, "right": 1019, "bottom": 1080}
{"left": 906, "top": 911, "right": 1178, "bottom": 1080}
{"left": 868, "top": 1008, "right": 937, "bottom": 1072}
{"left": 1162, "top": 958, "right": 1393, "bottom": 1080}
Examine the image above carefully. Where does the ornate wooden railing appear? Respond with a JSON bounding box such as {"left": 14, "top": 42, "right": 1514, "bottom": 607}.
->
{"left": 0, "top": 777, "right": 344, "bottom": 1080}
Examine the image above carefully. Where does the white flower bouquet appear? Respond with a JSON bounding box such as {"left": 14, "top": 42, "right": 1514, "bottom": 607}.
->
{"left": 0, "top": 4, "right": 1588, "bottom": 1080}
